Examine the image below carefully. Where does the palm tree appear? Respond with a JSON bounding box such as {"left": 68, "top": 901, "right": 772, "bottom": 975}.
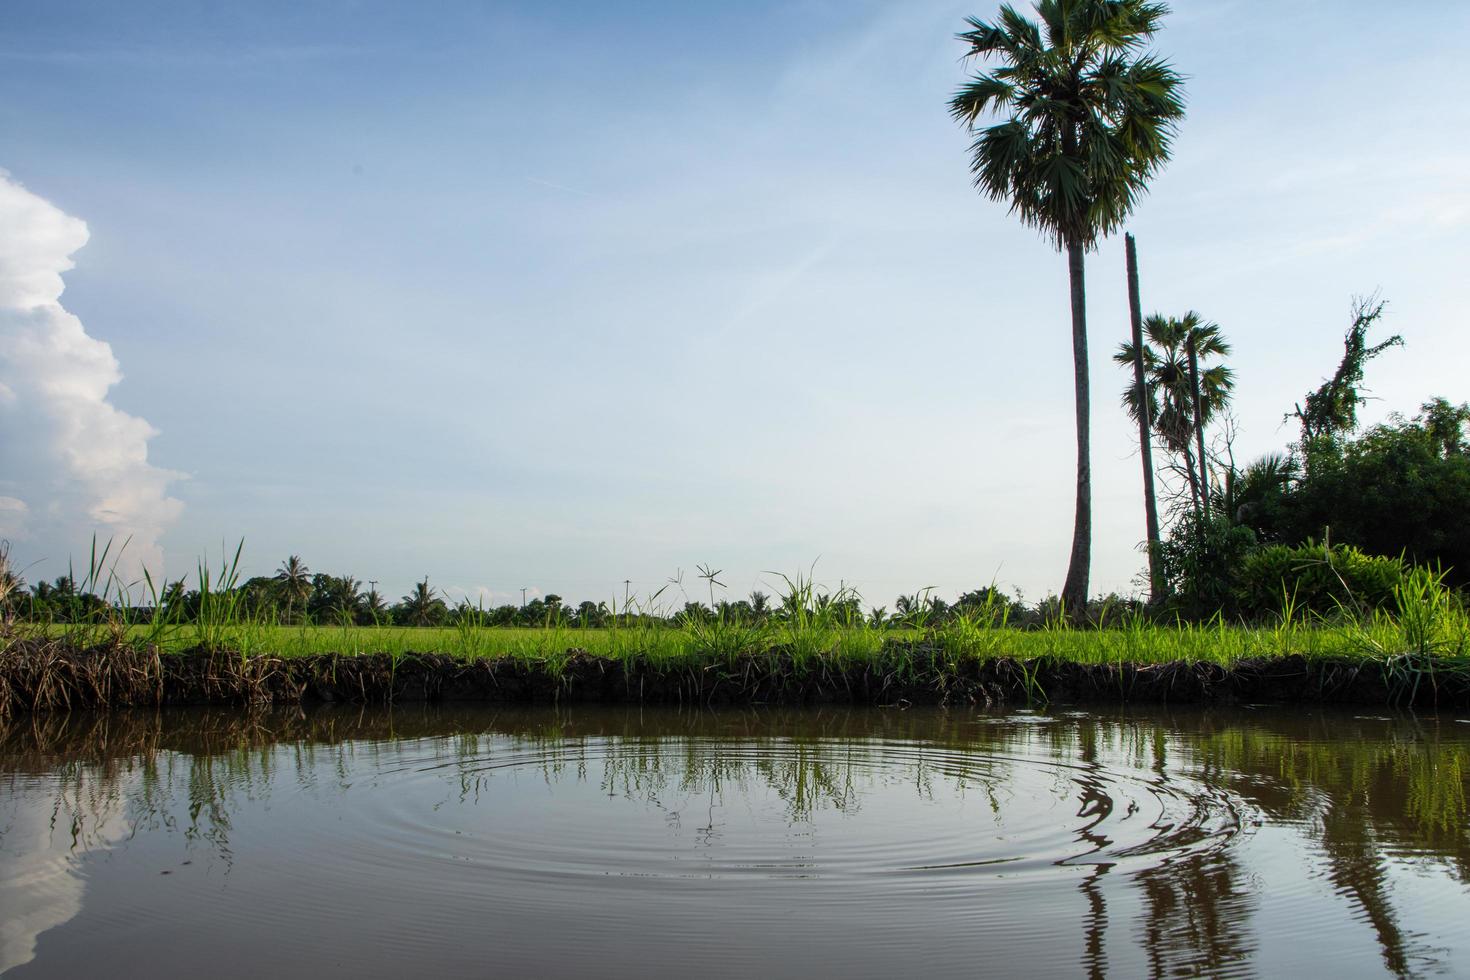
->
{"left": 273, "top": 555, "right": 311, "bottom": 623}
{"left": 1225, "top": 452, "right": 1297, "bottom": 536}
{"left": 400, "top": 577, "right": 440, "bottom": 627}
{"left": 1124, "top": 234, "right": 1164, "bottom": 602}
{"left": 1115, "top": 312, "right": 1233, "bottom": 516}
{"left": 950, "top": 0, "right": 1185, "bottom": 616}
{"left": 363, "top": 587, "right": 389, "bottom": 625}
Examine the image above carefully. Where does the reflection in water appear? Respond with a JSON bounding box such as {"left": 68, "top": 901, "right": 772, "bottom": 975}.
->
{"left": 0, "top": 705, "right": 1467, "bottom": 978}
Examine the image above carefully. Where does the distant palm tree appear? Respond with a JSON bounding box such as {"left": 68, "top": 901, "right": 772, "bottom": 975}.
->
{"left": 274, "top": 555, "right": 311, "bottom": 623}
{"left": 363, "top": 587, "right": 389, "bottom": 624}
{"left": 950, "top": 0, "right": 1185, "bottom": 616}
{"left": 400, "top": 578, "right": 439, "bottom": 626}
{"left": 1115, "top": 312, "right": 1233, "bottom": 515}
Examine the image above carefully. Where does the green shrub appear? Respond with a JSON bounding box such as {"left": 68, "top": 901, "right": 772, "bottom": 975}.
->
{"left": 1158, "top": 513, "right": 1258, "bottom": 620}
{"left": 1237, "top": 541, "right": 1406, "bottom": 618}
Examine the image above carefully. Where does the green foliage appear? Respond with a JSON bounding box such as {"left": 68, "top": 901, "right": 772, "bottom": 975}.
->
{"left": 1157, "top": 513, "right": 1257, "bottom": 619}
{"left": 1291, "top": 296, "right": 1402, "bottom": 442}
{"left": 1115, "top": 312, "right": 1234, "bottom": 514}
{"left": 1236, "top": 542, "right": 1407, "bottom": 618}
{"left": 1247, "top": 401, "right": 1470, "bottom": 585}
{"left": 273, "top": 555, "right": 312, "bottom": 623}
{"left": 397, "top": 578, "right": 449, "bottom": 627}
{"left": 1115, "top": 313, "right": 1233, "bottom": 456}
{"left": 953, "top": 586, "right": 1023, "bottom": 626}
{"left": 949, "top": 0, "right": 1185, "bottom": 250}
{"left": 0, "top": 542, "right": 20, "bottom": 630}
{"left": 1223, "top": 453, "right": 1297, "bottom": 540}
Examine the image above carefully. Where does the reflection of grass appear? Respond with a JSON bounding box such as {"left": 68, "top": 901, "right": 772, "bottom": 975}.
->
{"left": 9, "top": 705, "right": 1466, "bottom": 871}
{"left": 11, "top": 704, "right": 1464, "bottom": 977}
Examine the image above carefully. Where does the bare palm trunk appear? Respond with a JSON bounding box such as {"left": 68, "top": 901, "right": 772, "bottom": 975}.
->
{"left": 1186, "top": 335, "right": 1211, "bottom": 518}
{"left": 1125, "top": 234, "right": 1163, "bottom": 602}
{"left": 1061, "top": 240, "right": 1091, "bottom": 620}
{"left": 1181, "top": 442, "right": 1203, "bottom": 517}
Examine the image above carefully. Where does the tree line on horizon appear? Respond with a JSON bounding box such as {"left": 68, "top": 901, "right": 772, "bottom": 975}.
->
{"left": 8, "top": 551, "right": 1059, "bottom": 630}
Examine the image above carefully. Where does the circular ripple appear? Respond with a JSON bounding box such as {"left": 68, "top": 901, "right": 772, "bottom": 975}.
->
{"left": 315, "top": 730, "right": 1253, "bottom": 890}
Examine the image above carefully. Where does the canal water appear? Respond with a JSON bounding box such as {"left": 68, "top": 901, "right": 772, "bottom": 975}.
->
{"left": 2, "top": 704, "right": 1467, "bottom": 977}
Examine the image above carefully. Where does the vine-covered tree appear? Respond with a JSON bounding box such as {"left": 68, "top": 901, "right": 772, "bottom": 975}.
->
{"left": 1291, "top": 296, "right": 1402, "bottom": 443}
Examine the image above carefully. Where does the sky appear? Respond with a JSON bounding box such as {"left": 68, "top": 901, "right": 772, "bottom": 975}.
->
{"left": 2, "top": 0, "right": 1468, "bottom": 611}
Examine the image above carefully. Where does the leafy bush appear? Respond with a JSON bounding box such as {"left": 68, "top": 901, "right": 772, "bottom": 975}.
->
{"left": 1246, "top": 399, "right": 1470, "bottom": 586}
{"left": 1236, "top": 541, "right": 1406, "bottom": 618}
{"left": 1158, "top": 513, "right": 1258, "bottom": 620}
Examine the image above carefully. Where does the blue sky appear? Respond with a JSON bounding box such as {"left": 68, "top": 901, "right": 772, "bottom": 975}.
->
{"left": 2, "top": 0, "right": 1468, "bottom": 609}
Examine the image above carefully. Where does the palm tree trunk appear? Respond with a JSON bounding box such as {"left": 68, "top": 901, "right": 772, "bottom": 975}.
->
{"left": 1181, "top": 443, "right": 1203, "bottom": 518}
{"left": 1186, "top": 335, "right": 1211, "bottom": 518}
{"left": 1125, "top": 234, "right": 1164, "bottom": 602}
{"left": 1061, "top": 240, "right": 1091, "bottom": 621}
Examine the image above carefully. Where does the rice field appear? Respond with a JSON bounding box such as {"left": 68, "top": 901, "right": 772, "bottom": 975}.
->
{"left": 7, "top": 540, "right": 1469, "bottom": 675}
{"left": 22, "top": 601, "right": 1470, "bottom": 670}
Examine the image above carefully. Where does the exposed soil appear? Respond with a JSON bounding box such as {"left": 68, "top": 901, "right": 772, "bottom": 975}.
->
{"left": 3, "top": 640, "right": 1466, "bottom": 714}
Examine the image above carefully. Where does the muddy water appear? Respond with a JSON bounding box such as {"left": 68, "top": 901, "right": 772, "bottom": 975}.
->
{"left": 1, "top": 706, "right": 1467, "bottom": 978}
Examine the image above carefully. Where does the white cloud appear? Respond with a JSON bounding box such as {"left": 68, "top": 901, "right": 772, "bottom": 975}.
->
{"left": 0, "top": 171, "right": 182, "bottom": 584}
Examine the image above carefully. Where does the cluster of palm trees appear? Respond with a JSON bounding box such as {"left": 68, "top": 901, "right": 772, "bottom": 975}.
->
{"left": 1117, "top": 313, "right": 1234, "bottom": 516}
{"left": 256, "top": 556, "right": 442, "bottom": 625}
{"left": 951, "top": 0, "right": 1237, "bottom": 611}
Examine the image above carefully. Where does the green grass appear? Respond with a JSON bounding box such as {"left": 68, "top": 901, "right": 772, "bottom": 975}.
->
{"left": 20, "top": 604, "right": 1459, "bottom": 672}
{"left": 7, "top": 538, "right": 1469, "bottom": 675}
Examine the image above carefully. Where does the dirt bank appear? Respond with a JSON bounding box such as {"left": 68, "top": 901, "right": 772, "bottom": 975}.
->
{"left": 3, "top": 640, "right": 1466, "bottom": 714}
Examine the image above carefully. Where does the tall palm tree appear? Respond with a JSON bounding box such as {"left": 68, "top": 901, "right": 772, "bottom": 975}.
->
{"left": 951, "top": 0, "right": 1185, "bottom": 616}
{"left": 1124, "top": 233, "right": 1164, "bottom": 601}
{"left": 1115, "top": 312, "right": 1233, "bottom": 515}
{"left": 273, "top": 555, "right": 311, "bottom": 623}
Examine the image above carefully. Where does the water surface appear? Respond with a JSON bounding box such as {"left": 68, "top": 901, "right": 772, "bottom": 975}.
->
{"left": 2, "top": 704, "right": 1467, "bottom": 978}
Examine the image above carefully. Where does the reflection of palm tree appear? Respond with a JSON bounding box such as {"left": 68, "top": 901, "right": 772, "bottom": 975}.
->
{"left": 951, "top": 0, "right": 1185, "bottom": 614}
{"left": 1188, "top": 717, "right": 1470, "bottom": 977}
{"left": 11, "top": 705, "right": 1470, "bottom": 979}
{"left": 1137, "top": 851, "right": 1256, "bottom": 977}
{"left": 1115, "top": 313, "right": 1233, "bottom": 514}
{"left": 1320, "top": 803, "right": 1412, "bottom": 977}
{"left": 1079, "top": 864, "right": 1110, "bottom": 980}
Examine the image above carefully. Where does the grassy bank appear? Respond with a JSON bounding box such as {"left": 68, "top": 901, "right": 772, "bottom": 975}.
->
{"left": 15, "top": 616, "right": 1467, "bottom": 665}
{"left": 5, "top": 546, "right": 1469, "bottom": 713}
{"left": 15, "top": 572, "right": 1470, "bottom": 668}
{"left": 4, "top": 597, "right": 1470, "bottom": 715}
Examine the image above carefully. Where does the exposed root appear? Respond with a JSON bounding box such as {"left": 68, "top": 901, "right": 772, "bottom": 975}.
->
{"left": 2, "top": 641, "right": 1468, "bottom": 716}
